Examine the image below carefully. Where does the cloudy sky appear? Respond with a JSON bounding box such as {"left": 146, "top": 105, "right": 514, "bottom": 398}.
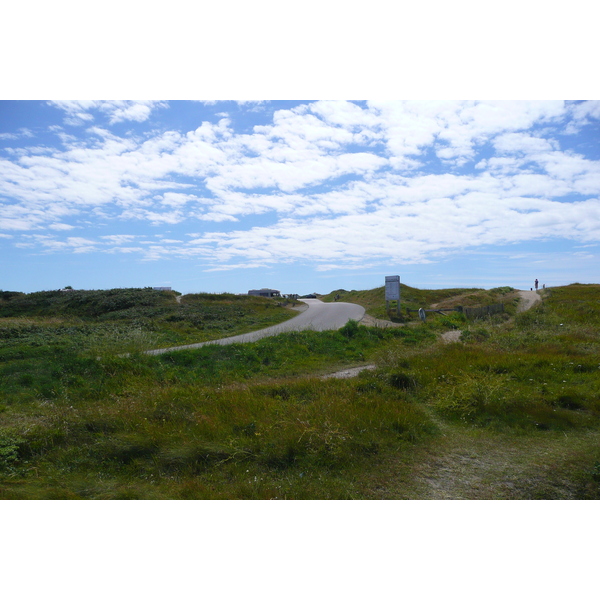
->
{"left": 1, "top": 99, "right": 599, "bottom": 295}
{"left": 2, "top": 1, "right": 598, "bottom": 297}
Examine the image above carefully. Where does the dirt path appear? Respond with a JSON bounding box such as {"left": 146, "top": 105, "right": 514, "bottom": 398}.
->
{"left": 439, "top": 289, "right": 541, "bottom": 345}
{"left": 516, "top": 289, "right": 541, "bottom": 312}
{"left": 321, "top": 364, "right": 376, "bottom": 380}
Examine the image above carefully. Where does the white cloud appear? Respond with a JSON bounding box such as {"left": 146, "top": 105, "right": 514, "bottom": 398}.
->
{"left": 48, "top": 100, "right": 168, "bottom": 126}
{"left": 564, "top": 100, "right": 600, "bottom": 133}
{"left": 3, "top": 100, "right": 600, "bottom": 273}
{"left": 195, "top": 212, "right": 239, "bottom": 222}
{"left": 48, "top": 222, "right": 75, "bottom": 230}
{"left": 493, "top": 132, "right": 558, "bottom": 154}
{"left": 368, "top": 100, "right": 567, "bottom": 165}
{"left": 100, "top": 234, "right": 139, "bottom": 244}
{"left": 159, "top": 193, "right": 201, "bottom": 207}
{"left": 120, "top": 208, "right": 185, "bottom": 225}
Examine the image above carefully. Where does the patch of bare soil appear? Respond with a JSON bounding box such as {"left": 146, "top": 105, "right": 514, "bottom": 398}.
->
{"left": 359, "top": 314, "right": 403, "bottom": 328}
{"left": 440, "top": 330, "right": 461, "bottom": 343}
{"left": 401, "top": 427, "right": 600, "bottom": 499}
{"left": 409, "top": 436, "right": 531, "bottom": 499}
{"left": 321, "top": 364, "right": 376, "bottom": 380}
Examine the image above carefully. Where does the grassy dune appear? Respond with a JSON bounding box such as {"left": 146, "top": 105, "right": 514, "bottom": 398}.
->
{"left": 0, "top": 288, "right": 297, "bottom": 355}
{"left": 321, "top": 284, "right": 519, "bottom": 321}
{"left": 1, "top": 284, "right": 599, "bottom": 499}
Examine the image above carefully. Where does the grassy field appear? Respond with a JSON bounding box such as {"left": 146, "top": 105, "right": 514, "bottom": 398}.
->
{"left": 1, "top": 284, "right": 599, "bottom": 499}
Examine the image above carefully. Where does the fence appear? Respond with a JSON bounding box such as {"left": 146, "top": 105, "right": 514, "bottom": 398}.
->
{"left": 407, "top": 303, "right": 505, "bottom": 321}
{"left": 461, "top": 303, "right": 504, "bottom": 319}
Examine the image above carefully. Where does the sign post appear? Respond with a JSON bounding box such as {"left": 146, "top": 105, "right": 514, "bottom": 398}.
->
{"left": 385, "top": 275, "right": 401, "bottom": 316}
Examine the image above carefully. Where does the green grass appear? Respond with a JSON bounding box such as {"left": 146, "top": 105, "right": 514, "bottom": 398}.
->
{"left": 1, "top": 283, "right": 599, "bottom": 499}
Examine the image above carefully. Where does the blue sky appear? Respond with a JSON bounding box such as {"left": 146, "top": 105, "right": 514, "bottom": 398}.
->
{"left": 1, "top": 99, "right": 599, "bottom": 295}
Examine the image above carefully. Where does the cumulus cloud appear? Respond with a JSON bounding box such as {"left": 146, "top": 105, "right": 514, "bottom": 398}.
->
{"left": 368, "top": 100, "right": 567, "bottom": 166}
{"left": 2, "top": 100, "right": 600, "bottom": 272}
{"left": 0, "top": 129, "right": 34, "bottom": 140}
{"left": 48, "top": 101, "right": 168, "bottom": 126}
{"left": 564, "top": 100, "right": 600, "bottom": 133}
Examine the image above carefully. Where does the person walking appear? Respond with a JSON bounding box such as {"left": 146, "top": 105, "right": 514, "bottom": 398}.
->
{"left": 535, "top": 278, "right": 539, "bottom": 291}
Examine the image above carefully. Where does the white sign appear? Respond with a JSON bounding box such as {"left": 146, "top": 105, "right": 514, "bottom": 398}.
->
{"left": 385, "top": 275, "right": 400, "bottom": 301}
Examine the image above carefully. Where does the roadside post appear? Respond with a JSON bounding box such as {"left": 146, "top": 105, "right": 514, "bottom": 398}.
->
{"left": 385, "top": 275, "right": 401, "bottom": 317}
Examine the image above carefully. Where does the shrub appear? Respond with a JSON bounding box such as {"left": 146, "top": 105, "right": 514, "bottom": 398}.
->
{"left": 339, "top": 319, "right": 360, "bottom": 339}
{"left": 388, "top": 371, "right": 417, "bottom": 390}
{"left": 0, "top": 432, "right": 24, "bottom": 472}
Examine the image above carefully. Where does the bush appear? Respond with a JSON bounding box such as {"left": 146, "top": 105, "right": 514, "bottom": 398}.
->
{"left": 0, "top": 432, "right": 24, "bottom": 472}
{"left": 339, "top": 319, "right": 360, "bottom": 339}
{"left": 388, "top": 371, "right": 417, "bottom": 390}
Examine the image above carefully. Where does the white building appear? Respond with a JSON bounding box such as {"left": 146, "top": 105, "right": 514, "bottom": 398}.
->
{"left": 248, "top": 288, "right": 281, "bottom": 298}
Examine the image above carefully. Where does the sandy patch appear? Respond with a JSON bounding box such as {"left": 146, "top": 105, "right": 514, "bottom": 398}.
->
{"left": 321, "top": 365, "right": 377, "bottom": 380}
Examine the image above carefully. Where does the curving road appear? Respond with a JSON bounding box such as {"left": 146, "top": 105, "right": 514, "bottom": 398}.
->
{"left": 145, "top": 299, "right": 365, "bottom": 356}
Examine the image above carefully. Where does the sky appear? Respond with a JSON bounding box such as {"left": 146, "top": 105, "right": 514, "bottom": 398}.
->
{"left": 2, "top": 99, "right": 599, "bottom": 295}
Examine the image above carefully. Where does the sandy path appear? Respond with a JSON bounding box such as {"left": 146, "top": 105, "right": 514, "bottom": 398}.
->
{"left": 321, "top": 364, "right": 377, "bottom": 380}
{"left": 516, "top": 289, "right": 541, "bottom": 312}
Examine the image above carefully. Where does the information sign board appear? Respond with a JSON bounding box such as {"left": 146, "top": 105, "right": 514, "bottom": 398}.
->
{"left": 385, "top": 275, "right": 400, "bottom": 301}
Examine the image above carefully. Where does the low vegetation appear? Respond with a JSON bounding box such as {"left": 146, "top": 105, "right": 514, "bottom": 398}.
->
{"left": 0, "top": 288, "right": 296, "bottom": 356}
{"left": 1, "top": 284, "right": 599, "bottom": 499}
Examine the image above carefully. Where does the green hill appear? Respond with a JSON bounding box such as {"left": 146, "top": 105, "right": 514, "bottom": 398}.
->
{"left": 0, "top": 287, "right": 177, "bottom": 319}
{"left": 321, "top": 284, "right": 518, "bottom": 321}
{"left": 0, "top": 287, "right": 296, "bottom": 353}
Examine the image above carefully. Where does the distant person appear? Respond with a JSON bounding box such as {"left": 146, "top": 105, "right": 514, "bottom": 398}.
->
{"left": 535, "top": 279, "right": 539, "bottom": 291}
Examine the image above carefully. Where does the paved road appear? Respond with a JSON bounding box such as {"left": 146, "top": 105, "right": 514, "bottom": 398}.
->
{"left": 145, "top": 299, "right": 365, "bottom": 356}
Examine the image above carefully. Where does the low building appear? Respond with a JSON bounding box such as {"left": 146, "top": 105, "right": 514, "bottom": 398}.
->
{"left": 248, "top": 288, "right": 281, "bottom": 298}
{"left": 153, "top": 287, "right": 172, "bottom": 291}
